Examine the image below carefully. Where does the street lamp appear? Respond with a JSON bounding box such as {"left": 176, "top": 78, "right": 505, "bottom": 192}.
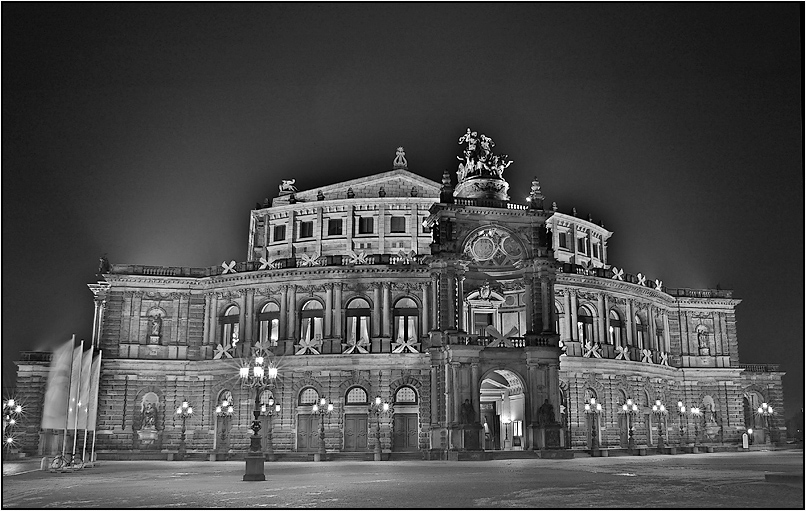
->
{"left": 260, "top": 397, "right": 281, "bottom": 462}
{"left": 757, "top": 402, "right": 774, "bottom": 444}
{"left": 369, "top": 396, "right": 390, "bottom": 461}
{"left": 583, "top": 397, "right": 603, "bottom": 453}
{"left": 677, "top": 402, "right": 687, "bottom": 445}
{"left": 3, "top": 399, "right": 22, "bottom": 453}
{"left": 175, "top": 400, "right": 193, "bottom": 460}
{"left": 620, "top": 398, "right": 639, "bottom": 451}
{"left": 651, "top": 400, "right": 667, "bottom": 450}
{"left": 239, "top": 355, "right": 278, "bottom": 481}
{"left": 215, "top": 398, "right": 234, "bottom": 453}
{"left": 312, "top": 397, "right": 333, "bottom": 462}
{"left": 690, "top": 407, "right": 702, "bottom": 445}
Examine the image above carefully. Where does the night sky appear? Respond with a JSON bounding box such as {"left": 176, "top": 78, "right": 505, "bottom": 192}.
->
{"left": 3, "top": 4, "right": 802, "bottom": 418}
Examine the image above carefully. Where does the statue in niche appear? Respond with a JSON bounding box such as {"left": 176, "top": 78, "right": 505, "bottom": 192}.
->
{"left": 460, "top": 399, "right": 475, "bottom": 424}
{"left": 132, "top": 392, "right": 162, "bottom": 450}
{"left": 538, "top": 399, "right": 556, "bottom": 426}
{"left": 150, "top": 315, "right": 162, "bottom": 337}
{"left": 697, "top": 328, "right": 710, "bottom": 356}
{"left": 142, "top": 402, "right": 157, "bottom": 429}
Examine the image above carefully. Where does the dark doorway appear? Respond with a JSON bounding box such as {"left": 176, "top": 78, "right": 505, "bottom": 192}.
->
{"left": 393, "top": 413, "right": 419, "bottom": 451}
{"left": 297, "top": 415, "right": 318, "bottom": 451}
{"left": 344, "top": 414, "right": 368, "bottom": 451}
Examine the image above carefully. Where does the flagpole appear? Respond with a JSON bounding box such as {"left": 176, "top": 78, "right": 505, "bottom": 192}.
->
{"left": 60, "top": 334, "right": 76, "bottom": 459}
{"left": 71, "top": 341, "right": 85, "bottom": 461}
{"left": 90, "top": 430, "right": 97, "bottom": 467}
{"left": 82, "top": 429, "right": 89, "bottom": 466}
{"left": 88, "top": 350, "right": 102, "bottom": 467}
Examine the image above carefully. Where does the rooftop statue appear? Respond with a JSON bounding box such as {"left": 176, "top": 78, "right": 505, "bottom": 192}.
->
{"left": 393, "top": 146, "right": 408, "bottom": 169}
{"left": 279, "top": 179, "right": 298, "bottom": 194}
{"left": 457, "top": 128, "right": 512, "bottom": 183}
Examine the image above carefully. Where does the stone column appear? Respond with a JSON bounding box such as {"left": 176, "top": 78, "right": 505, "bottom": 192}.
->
{"left": 244, "top": 289, "right": 255, "bottom": 354}
{"left": 421, "top": 282, "right": 430, "bottom": 334}
{"left": 452, "top": 363, "right": 462, "bottom": 424}
{"left": 603, "top": 295, "right": 611, "bottom": 346}
{"left": 288, "top": 285, "right": 297, "bottom": 340}
{"left": 563, "top": 289, "right": 572, "bottom": 341}
{"left": 625, "top": 299, "right": 634, "bottom": 346}
{"left": 457, "top": 274, "right": 466, "bottom": 332}
{"left": 570, "top": 291, "right": 578, "bottom": 342}
{"left": 446, "top": 274, "right": 456, "bottom": 330}
{"left": 324, "top": 284, "right": 333, "bottom": 338}
{"left": 206, "top": 293, "right": 218, "bottom": 346}
{"left": 280, "top": 286, "right": 288, "bottom": 339}
{"left": 430, "top": 366, "right": 439, "bottom": 426}
{"left": 382, "top": 283, "right": 391, "bottom": 338}
{"left": 541, "top": 276, "right": 551, "bottom": 333}
{"left": 334, "top": 283, "right": 343, "bottom": 339}
{"left": 471, "top": 363, "right": 480, "bottom": 424}
{"left": 431, "top": 273, "right": 439, "bottom": 330}
{"left": 372, "top": 284, "right": 382, "bottom": 337}
{"left": 524, "top": 273, "right": 535, "bottom": 334}
{"left": 597, "top": 294, "right": 606, "bottom": 344}
{"left": 663, "top": 312, "right": 671, "bottom": 353}
{"left": 648, "top": 304, "right": 656, "bottom": 351}
{"left": 445, "top": 362, "right": 453, "bottom": 424}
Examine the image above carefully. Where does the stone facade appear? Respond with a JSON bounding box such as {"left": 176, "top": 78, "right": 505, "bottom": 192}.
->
{"left": 12, "top": 139, "right": 785, "bottom": 457}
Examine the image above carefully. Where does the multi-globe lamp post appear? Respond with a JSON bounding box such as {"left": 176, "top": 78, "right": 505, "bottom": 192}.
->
{"left": 369, "top": 397, "right": 390, "bottom": 461}
{"left": 757, "top": 402, "right": 774, "bottom": 444}
{"left": 260, "top": 397, "right": 281, "bottom": 462}
{"left": 3, "top": 399, "right": 23, "bottom": 453}
{"left": 239, "top": 355, "right": 278, "bottom": 481}
{"left": 215, "top": 398, "right": 234, "bottom": 453}
{"left": 312, "top": 397, "right": 333, "bottom": 462}
{"left": 690, "top": 407, "right": 702, "bottom": 445}
{"left": 651, "top": 400, "right": 667, "bottom": 450}
{"left": 175, "top": 400, "right": 193, "bottom": 460}
{"left": 620, "top": 398, "right": 639, "bottom": 451}
{"left": 583, "top": 397, "right": 603, "bottom": 453}
{"left": 677, "top": 401, "right": 687, "bottom": 445}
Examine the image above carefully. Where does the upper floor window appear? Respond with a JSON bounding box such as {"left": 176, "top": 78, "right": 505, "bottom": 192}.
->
{"left": 258, "top": 302, "right": 280, "bottom": 347}
{"left": 576, "top": 236, "right": 587, "bottom": 255}
{"left": 327, "top": 218, "right": 343, "bottom": 236}
{"left": 394, "top": 297, "right": 419, "bottom": 343}
{"left": 299, "top": 221, "right": 314, "bottom": 239}
{"left": 220, "top": 305, "right": 240, "bottom": 351}
{"left": 300, "top": 299, "right": 324, "bottom": 342}
{"left": 422, "top": 219, "right": 430, "bottom": 234}
{"left": 273, "top": 225, "right": 286, "bottom": 242}
{"left": 577, "top": 307, "right": 594, "bottom": 343}
{"left": 346, "top": 298, "right": 371, "bottom": 347}
{"left": 635, "top": 315, "right": 647, "bottom": 350}
{"left": 390, "top": 216, "right": 406, "bottom": 233}
{"left": 608, "top": 309, "right": 625, "bottom": 346}
{"left": 592, "top": 241, "right": 600, "bottom": 259}
{"left": 558, "top": 232, "right": 568, "bottom": 250}
{"left": 358, "top": 217, "right": 374, "bottom": 234}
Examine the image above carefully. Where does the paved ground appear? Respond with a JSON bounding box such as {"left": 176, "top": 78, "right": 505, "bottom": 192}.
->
{"left": 2, "top": 450, "right": 803, "bottom": 508}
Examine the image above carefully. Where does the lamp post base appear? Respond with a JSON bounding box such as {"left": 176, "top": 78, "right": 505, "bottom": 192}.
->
{"left": 243, "top": 453, "right": 266, "bottom": 481}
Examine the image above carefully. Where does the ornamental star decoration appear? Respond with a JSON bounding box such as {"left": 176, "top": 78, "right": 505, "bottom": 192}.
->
{"left": 654, "top": 279, "right": 663, "bottom": 291}
{"left": 583, "top": 341, "right": 602, "bottom": 358}
{"left": 295, "top": 337, "right": 322, "bottom": 355}
{"left": 221, "top": 260, "right": 237, "bottom": 274}
{"left": 392, "top": 337, "right": 421, "bottom": 354}
{"left": 213, "top": 341, "right": 234, "bottom": 359}
{"left": 612, "top": 267, "right": 624, "bottom": 281}
{"left": 251, "top": 339, "right": 275, "bottom": 358}
{"left": 615, "top": 345, "right": 630, "bottom": 360}
{"left": 486, "top": 325, "right": 519, "bottom": 348}
{"left": 299, "top": 252, "right": 321, "bottom": 267}
{"left": 347, "top": 250, "right": 368, "bottom": 265}
{"left": 342, "top": 337, "right": 370, "bottom": 354}
{"left": 641, "top": 349, "right": 653, "bottom": 363}
{"left": 637, "top": 273, "right": 647, "bottom": 286}
{"left": 396, "top": 250, "right": 418, "bottom": 265}
{"left": 659, "top": 352, "right": 669, "bottom": 366}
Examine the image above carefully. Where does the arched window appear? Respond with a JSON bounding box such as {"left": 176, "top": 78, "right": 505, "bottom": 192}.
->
{"left": 635, "top": 315, "right": 647, "bottom": 350}
{"left": 220, "top": 305, "right": 240, "bottom": 350}
{"left": 395, "top": 386, "right": 417, "bottom": 404}
{"left": 346, "top": 386, "right": 368, "bottom": 405}
{"left": 300, "top": 300, "right": 323, "bottom": 342}
{"left": 217, "top": 390, "right": 234, "bottom": 412}
{"left": 258, "top": 302, "right": 280, "bottom": 347}
{"left": 554, "top": 302, "right": 562, "bottom": 337}
{"left": 608, "top": 309, "right": 625, "bottom": 347}
{"left": 393, "top": 298, "right": 419, "bottom": 344}
{"left": 655, "top": 316, "right": 665, "bottom": 352}
{"left": 577, "top": 307, "right": 594, "bottom": 343}
{"left": 299, "top": 387, "right": 319, "bottom": 406}
{"left": 346, "top": 298, "right": 371, "bottom": 346}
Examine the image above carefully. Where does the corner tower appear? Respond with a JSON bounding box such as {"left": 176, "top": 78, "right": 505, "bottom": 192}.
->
{"left": 425, "top": 129, "right": 564, "bottom": 456}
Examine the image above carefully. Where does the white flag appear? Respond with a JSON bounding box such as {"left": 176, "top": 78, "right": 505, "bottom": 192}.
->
{"left": 41, "top": 336, "right": 75, "bottom": 430}
{"left": 86, "top": 351, "right": 102, "bottom": 431}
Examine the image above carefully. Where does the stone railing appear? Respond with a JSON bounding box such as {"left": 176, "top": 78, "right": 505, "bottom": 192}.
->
{"left": 445, "top": 334, "right": 553, "bottom": 348}
{"left": 18, "top": 351, "right": 53, "bottom": 363}
{"left": 666, "top": 287, "right": 734, "bottom": 299}
{"left": 738, "top": 363, "right": 780, "bottom": 373}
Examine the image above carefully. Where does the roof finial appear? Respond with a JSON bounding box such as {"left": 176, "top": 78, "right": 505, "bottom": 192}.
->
{"left": 393, "top": 146, "right": 408, "bottom": 169}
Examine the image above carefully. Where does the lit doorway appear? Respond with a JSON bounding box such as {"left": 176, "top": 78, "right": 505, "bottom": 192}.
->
{"left": 480, "top": 369, "right": 526, "bottom": 450}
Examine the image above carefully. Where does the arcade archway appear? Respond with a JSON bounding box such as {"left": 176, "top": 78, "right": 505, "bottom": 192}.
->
{"left": 480, "top": 369, "right": 526, "bottom": 450}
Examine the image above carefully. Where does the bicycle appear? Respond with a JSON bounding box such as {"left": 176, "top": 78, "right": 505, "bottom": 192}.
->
{"left": 49, "top": 452, "right": 84, "bottom": 471}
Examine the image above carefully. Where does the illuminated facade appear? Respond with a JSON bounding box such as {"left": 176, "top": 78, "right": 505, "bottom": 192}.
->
{"left": 13, "top": 133, "right": 785, "bottom": 458}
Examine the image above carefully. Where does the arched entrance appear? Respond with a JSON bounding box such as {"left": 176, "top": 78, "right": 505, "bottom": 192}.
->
{"left": 480, "top": 369, "right": 526, "bottom": 451}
